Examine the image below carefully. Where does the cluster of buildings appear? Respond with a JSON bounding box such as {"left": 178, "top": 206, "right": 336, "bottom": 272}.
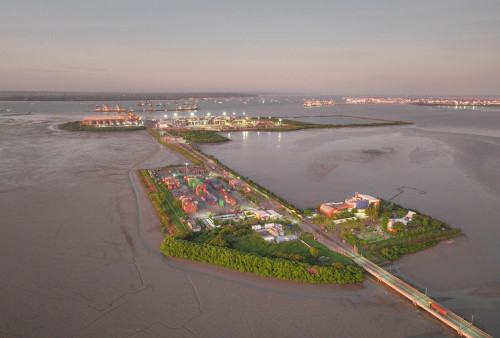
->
{"left": 251, "top": 223, "right": 298, "bottom": 243}
{"left": 154, "top": 166, "right": 291, "bottom": 241}
{"left": 303, "top": 99, "right": 335, "bottom": 107}
{"left": 197, "top": 208, "right": 286, "bottom": 233}
{"left": 410, "top": 97, "right": 500, "bottom": 106}
{"left": 319, "top": 192, "right": 380, "bottom": 218}
{"left": 344, "top": 97, "right": 408, "bottom": 105}
{"left": 247, "top": 209, "right": 282, "bottom": 221}
{"left": 157, "top": 116, "right": 278, "bottom": 130}
{"left": 344, "top": 96, "right": 500, "bottom": 107}
{"left": 81, "top": 111, "right": 142, "bottom": 127}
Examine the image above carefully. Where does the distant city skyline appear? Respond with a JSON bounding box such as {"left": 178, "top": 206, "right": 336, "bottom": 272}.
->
{"left": 1, "top": 0, "right": 499, "bottom": 95}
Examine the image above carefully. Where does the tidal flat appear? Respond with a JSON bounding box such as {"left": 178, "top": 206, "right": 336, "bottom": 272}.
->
{"left": 0, "top": 115, "right": 451, "bottom": 337}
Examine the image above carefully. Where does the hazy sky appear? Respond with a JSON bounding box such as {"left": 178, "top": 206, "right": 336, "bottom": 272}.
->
{"left": 1, "top": 0, "right": 499, "bottom": 95}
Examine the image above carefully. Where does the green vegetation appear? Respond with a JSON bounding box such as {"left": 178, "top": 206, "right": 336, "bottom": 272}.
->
{"left": 261, "top": 118, "right": 412, "bottom": 132}
{"left": 162, "top": 227, "right": 363, "bottom": 284}
{"left": 175, "top": 225, "right": 355, "bottom": 267}
{"left": 339, "top": 201, "right": 462, "bottom": 262}
{"left": 137, "top": 169, "right": 187, "bottom": 234}
{"left": 59, "top": 121, "right": 146, "bottom": 132}
{"left": 300, "top": 233, "right": 353, "bottom": 266}
{"left": 170, "top": 129, "right": 229, "bottom": 143}
{"left": 246, "top": 194, "right": 260, "bottom": 206}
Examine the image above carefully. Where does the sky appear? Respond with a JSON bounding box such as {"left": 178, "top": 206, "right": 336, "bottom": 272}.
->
{"left": 1, "top": 0, "right": 500, "bottom": 95}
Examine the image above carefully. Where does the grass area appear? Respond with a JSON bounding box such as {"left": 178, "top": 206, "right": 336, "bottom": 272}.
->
{"left": 59, "top": 121, "right": 146, "bottom": 132}
{"left": 170, "top": 129, "right": 229, "bottom": 143}
{"left": 182, "top": 225, "right": 354, "bottom": 267}
{"left": 232, "top": 234, "right": 310, "bottom": 262}
{"left": 246, "top": 194, "right": 260, "bottom": 206}
{"left": 168, "top": 224, "right": 364, "bottom": 283}
{"left": 339, "top": 201, "right": 463, "bottom": 262}
{"left": 300, "top": 233, "right": 354, "bottom": 266}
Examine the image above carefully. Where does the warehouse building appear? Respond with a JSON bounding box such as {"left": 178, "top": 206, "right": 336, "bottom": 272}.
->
{"left": 320, "top": 192, "right": 380, "bottom": 218}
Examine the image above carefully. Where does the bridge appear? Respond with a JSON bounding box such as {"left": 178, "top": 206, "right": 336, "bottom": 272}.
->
{"left": 312, "top": 230, "right": 492, "bottom": 338}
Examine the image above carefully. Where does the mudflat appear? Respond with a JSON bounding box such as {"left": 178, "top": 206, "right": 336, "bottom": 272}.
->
{"left": 0, "top": 116, "right": 451, "bottom": 337}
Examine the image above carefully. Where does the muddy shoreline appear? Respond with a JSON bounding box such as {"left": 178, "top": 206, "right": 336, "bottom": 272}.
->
{"left": 0, "top": 116, "right": 453, "bottom": 337}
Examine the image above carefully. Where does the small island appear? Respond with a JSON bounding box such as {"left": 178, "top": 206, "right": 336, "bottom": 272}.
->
{"left": 135, "top": 121, "right": 462, "bottom": 284}
{"left": 63, "top": 109, "right": 461, "bottom": 283}
{"left": 312, "top": 194, "right": 462, "bottom": 263}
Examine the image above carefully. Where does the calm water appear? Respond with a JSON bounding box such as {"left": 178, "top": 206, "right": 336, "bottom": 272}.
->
{"left": 0, "top": 96, "right": 498, "bottom": 336}
{"left": 201, "top": 100, "right": 500, "bottom": 335}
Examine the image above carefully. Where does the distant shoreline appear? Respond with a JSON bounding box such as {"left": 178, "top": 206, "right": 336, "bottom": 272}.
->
{"left": 0, "top": 91, "right": 256, "bottom": 102}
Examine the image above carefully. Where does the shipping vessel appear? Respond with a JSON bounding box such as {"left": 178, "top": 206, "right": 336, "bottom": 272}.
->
{"left": 168, "top": 102, "right": 200, "bottom": 111}
{"left": 136, "top": 100, "right": 200, "bottom": 112}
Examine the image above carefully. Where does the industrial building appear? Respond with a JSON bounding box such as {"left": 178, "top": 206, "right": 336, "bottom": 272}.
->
{"left": 320, "top": 192, "right": 380, "bottom": 218}
{"left": 82, "top": 110, "right": 142, "bottom": 126}
{"left": 253, "top": 223, "right": 298, "bottom": 243}
{"left": 81, "top": 115, "right": 125, "bottom": 126}
{"left": 157, "top": 116, "right": 278, "bottom": 130}
{"left": 248, "top": 209, "right": 283, "bottom": 221}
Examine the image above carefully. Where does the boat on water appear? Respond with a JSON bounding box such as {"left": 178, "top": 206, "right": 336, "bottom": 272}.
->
{"left": 94, "top": 104, "right": 128, "bottom": 113}
{"left": 166, "top": 101, "right": 199, "bottom": 111}
{"left": 134, "top": 100, "right": 200, "bottom": 112}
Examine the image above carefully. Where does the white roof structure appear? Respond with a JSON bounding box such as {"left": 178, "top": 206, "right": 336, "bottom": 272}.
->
{"left": 266, "top": 210, "right": 282, "bottom": 219}
{"left": 356, "top": 194, "right": 380, "bottom": 203}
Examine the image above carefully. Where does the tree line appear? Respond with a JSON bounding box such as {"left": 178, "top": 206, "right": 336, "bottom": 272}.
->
{"left": 162, "top": 236, "right": 364, "bottom": 284}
